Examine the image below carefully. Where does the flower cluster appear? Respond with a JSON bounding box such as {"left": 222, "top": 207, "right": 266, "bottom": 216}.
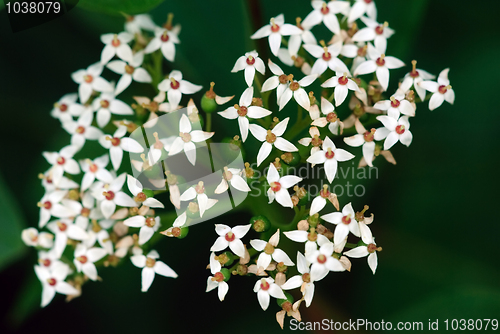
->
{"left": 23, "top": 1, "right": 454, "bottom": 329}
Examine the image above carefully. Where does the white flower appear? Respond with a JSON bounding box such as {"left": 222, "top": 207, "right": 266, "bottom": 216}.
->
{"left": 284, "top": 228, "right": 331, "bottom": 249}
{"left": 37, "top": 249, "right": 62, "bottom": 270}
{"left": 37, "top": 190, "right": 72, "bottom": 228}
{"left": 305, "top": 241, "right": 345, "bottom": 281}
{"left": 92, "top": 93, "right": 134, "bottom": 128}
{"left": 127, "top": 174, "right": 164, "bottom": 208}
{"left": 91, "top": 173, "right": 138, "bottom": 219}
{"left": 210, "top": 224, "right": 251, "bottom": 258}
{"left": 261, "top": 60, "right": 289, "bottom": 104}
{"left": 280, "top": 252, "right": 315, "bottom": 307}
{"left": 288, "top": 18, "right": 317, "bottom": 57}
{"left": 250, "top": 14, "right": 302, "bottom": 56}
{"left": 303, "top": 41, "right": 350, "bottom": 76}
{"left": 374, "top": 93, "right": 415, "bottom": 119}
{"left": 302, "top": 1, "right": 350, "bottom": 34}
{"left": 309, "top": 185, "right": 339, "bottom": 215}
{"left": 218, "top": 87, "right": 272, "bottom": 142}
{"left": 99, "top": 126, "right": 144, "bottom": 170}
{"left": 321, "top": 203, "right": 360, "bottom": 246}
{"left": 344, "top": 238, "right": 381, "bottom": 274}
{"left": 63, "top": 111, "right": 103, "bottom": 148}
{"left": 124, "top": 215, "right": 161, "bottom": 245}
{"left": 374, "top": 115, "right": 412, "bottom": 150}
{"left": 278, "top": 73, "right": 317, "bottom": 111}
{"left": 321, "top": 71, "right": 360, "bottom": 106}
{"left": 311, "top": 97, "right": 343, "bottom": 135}
{"left": 352, "top": 17, "right": 394, "bottom": 53}
{"left": 81, "top": 219, "right": 115, "bottom": 254}
{"left": 348, "top": 0, "right": 377, "bottom": 23}
{"left": 168, "top": 114, "right": 214, "bottom": 165}
{"left": 399, "top": 60, "right": 436, "bottom": 101}
{"left": 253, "top": 277, "right": 287, "bottom": 311}
{"left": 47, "top": 218, "right": 89, "bottom": 257}
{"left": 100, "top": 32, "right": 134, "bottom": 64}
{"left": 179, "top": 181, "right": 217, "bottom": 217}
{"left": 124, "top": 14, "right": 157, "bottom": 34}
{"left": 418, "top": 68, "right": 455, "bottom": 110}
{"left": 144, "top": 27, "right": 180, "bottom": 62}
{"left": 158, "top": 70, "right": 202, "bottom": 109}
{"left": 265, "top": 162, "right": 302, "bottom": 208}
{"left": 50, "top": 93, "right": 85, "bottom": 123}
{"left": 71, "top": 62, "right": 113, "bottom": 103}
{"left": 34, "top": 262, "right": 78, "bottom": 307}
{"left": 344, "top": 119, "right": 377, "bottom": 167}
{"left": 214, "top": 167, "right": 251, "bottom": 194}
{"left": 62, "top": 192, "right": 99, "bottom": 230}
{"left": 206, "top": 252, "right": 229, "bottom": 301}
{"left": 353, "top": 42, "right": 405, "bottom": 91}
{"left": 298, "top": 126, "right": 323, "bottom": 157}
{"left": 250, "top": 229, "right": 295, "bottom": 274}
{"left": 39, "top": 170, "right": 79, "bottom": 193}
{"left": 106, "top": 51, "right": 153, "bottom": 96}
{"left": 79, "top": 155, "right": 114, "bottom": 191}
{"left": 131, "top": 250, "right": 177, "bottom": 292}
{"left": 306, "top": 136, "right": 355, "bottom": 183}
{"left": 73, "top": 244, "right": 107, "bottom": 281}
{"left": 231, "top": 50, "right": 265, "bottom": 87}
{"left": 22, "top": 228, "right": 54, "bottom": 248}
{"left": 42, "top": 145, "right": 80, "bottom": 186}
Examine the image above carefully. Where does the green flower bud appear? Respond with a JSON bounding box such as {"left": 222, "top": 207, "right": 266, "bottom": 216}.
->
{"left": 251, "top": 215, "right": 271, "bottom": 233}
{"left": 201, "top": 82, "right": 217, "bottom": 113}
{"left": 307, "top": 213, "right": 319, "bottom": 227}
{"left": 281, "top": 152, "right": 301, "bottom": 166}
{"left": 220, "top": 268, "right": 231, "bottom": 281}
{"left": 277, "top": 292, "right": 294, "bottom": 307}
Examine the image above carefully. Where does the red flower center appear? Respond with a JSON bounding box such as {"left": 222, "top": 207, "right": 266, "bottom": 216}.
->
{"left": 363, "top": 130, "right": 375, "bottom": 142}
{"left": 47, "top": 278, "right": 57, "bottom": 286}
{"left": 302, "top": 273, "right": 311, "bottom": 283}
{"left": 270, "top": 181, "right": 281, "bottom": 192}
{"left": 214, "top": 272, "right": 224, "bottom": 282}
{"left": 438, "top": 85, "right": 448, "bottom": 94}
{"left": 395, "top": 125, "right": 406, "bottom": 135}
{"left": 320, "top": 187, "right": 330, "bottom": 198}
{"left": 84, "top": 75, "right": 93, "bottom": 83}
{"left": 271, "top": 24, "right": 280, "bottom": 33}
{"left": 364, "top": 0, "right": 373, "bottom": 3}
{"left": 317, "top": 254, "right": 327, "bottom": 264}
{"left": 100, "top": 100, "right": 110, "bottom": 108}
{"left": 390, "top": 99, "right": 400, "bottom": 108}
{"left": 125, "top": 65, "right": 135, "bottom": 74}
{"left": 342, "top": 216, "right": 351, "bottom": 225}
{"left": 81, "top": 207, "right": 90, "bottom": 217}
{"left": 322, "top": 52, "right": 332, "bottom": 61}
{"left": 145, "top": 217, "right": 156, "bottom": 227}
{"left": 246, "top": 56, "right": 255, "bottom": 65}
{"left": 409, "top": 70, "right": 419, "bottom": 78}
{"left": 111, "top": 137, "right": 121, "bottom": 146}
{"left": 76, "top": 126, "right": 85, "bottom": 134}
{"left": 170, "top": 80, "right": 180, "bottom": 90}
{"left": 59, "top": 103, "right": 68, "bottom": 112}
{"left": 320, "top": 5, "right": 330, "bottom": 15}
{"left": 338, "top": 76, "right": 348, "bottom": 85}
{"left": 225, "top": 232, "right": 236, "bottom": 242}
{"left": 376, "top": 57, "right": 386, "bottom": 67}
{"left": 43, "top": 201, "right": 52, "bottom": 210}
{"left": 161, "top": 32, "right": 169, "bottom": 42}
{"left": 57, "top": 222, "right": 68, "bottom": 232}
{"left": 78, "top": 255, "right": 88, "bottom": 264}
{"left": 56, "top": 157, "right": 66, "bottom": 165}
{"left": 42, "top": 259, "right": 51, "bottom": 267}
{"left": 136, "top": 192, "right": 147, "bottom": 202}
{"left": 325, "top": 149, "right": 335, "bottom": 159}
{"left": 260, "top": 280, "right": 270, "bottom": 290}
{"left": 104, "top": 191, "right": 115, "bottom": 201}
{"left": 357, "top": 46, "right": 367, "bottom": 57}
{"left": 375, "top": 25, "right": 384, "bottom": 35}
{"left": 326, "top": 112, "right": 338, "bottom": 123}
{"left": 89, "top": 163, "right": 98, "bottom": 173}
{"left": 237, "top": 105, "right": 248, "bottom": 117}
{"left": 367, "top": 243, "right": 378, "bottom": 253}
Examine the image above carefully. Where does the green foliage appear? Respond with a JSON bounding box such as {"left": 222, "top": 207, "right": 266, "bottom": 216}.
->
{"left": 77, "top": 0, "right": 166, "bottom": 15}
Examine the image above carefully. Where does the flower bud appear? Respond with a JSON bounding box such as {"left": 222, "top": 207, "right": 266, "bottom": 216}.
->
{"left": 201, "top": 82, "right": 217, "bottom": 113}
{"left": 277, "top": 292, "right": 294, "bottom": 308}
{"left": 281, "top": 152, "right": 301, "bottom": 166}
{"left": 307, "top": 213, "right": 319, "bottom": 227}
{"left": 251, "top": 215, "right": 271, "bottom": 233}
{"left": 220, "top": 268, "right": 231, "bottom": 282}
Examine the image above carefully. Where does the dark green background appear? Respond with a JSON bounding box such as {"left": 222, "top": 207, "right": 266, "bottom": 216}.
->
{"left": 1, "top": 0, "right": 499, "bottom": 333}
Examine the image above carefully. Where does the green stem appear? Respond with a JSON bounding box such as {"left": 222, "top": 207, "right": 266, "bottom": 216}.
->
{"left": 206, "top": 113, "right": 212, "bottom": 132}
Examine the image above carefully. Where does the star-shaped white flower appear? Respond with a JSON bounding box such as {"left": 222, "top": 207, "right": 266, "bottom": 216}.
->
{"left": 231, "top": 50, "right": 265, "bottom": 87}
{"left": 127, "top": 175, "right": 165, "bottom": 208}
{"left": 302, "top": 1, "right": 350, "bottom": 34}
{"left": 92, "top": 93, "right": 134, "bottom": 128}
{"left": 158, "top": 70, "right": 202, "bottom": 109}
{"left": 284, "top": 228, "right": 331, "bottom": 250}
{"left": 210, "top": 224, "right": 251, "bottom": 258}
{"left": 353, "top": 42, "right": 404, "bottom": 91}
{"left": 91, "top": 173, "right": 138, "bottom": 219}
{"left": 298, "top": 126, "right": 323, "bottom": 157}
{"left": 261, "top": 60, "right": 290, "bottom": 104}
{"left": 352, "top": 17, "right": 394, "bottom": 53}
{"left": 168, "top": 114, "right": 214, "bottom": 165}
{"left": 50, "top": 93, "right": 85, "bottom": 123}
{"left": 303, "top": 41, "right": 350, "bottom": 76}
{"left": 344, "top": 237, "right": 380, "bottom": 274}
{"left": 22, "top": 228, "right": 54, "bottom": 249}
{"left": 374, "top": 115, "right": 412, "bottom": 150}
{"left": 265, "top": 162, "right": 302, "bottom": 208}
{"left": 305, "top": 241, "right": 345, "bottom": 281}
{"left": 322, "top": 71, "right": 360, "bottom": 106}
{"left": 42, "top": 145, "right": 80, "bottom": 186}
{"left": 106, "top": 51, "right": 153, "bottom": 96}
{"left": 253, "top": 277, "right": 287, "bottom": 311}
{"left": 214, "top": 167, "right": 251, "bottom": 194}
{"left": 306, "top": 136, "right": 355, "bottom": 183}
{"left": 62, "top": 111, "right": 103, "bottom": 148}
{"left": 81, "top": 219, "right": 115, "bottom": 255}
{"left": 124, "top": 215, "right": 161, "bottom": 245}
{"left": 280, "top": 252, "right": 315, "bottom": 307}
{"left": 131, "top": 250, "right": 177, "bottom": 292}
{"left": 37, "top": 249, "right": 62, "bottom": 270}
{"left": 218, "top": 87, "right": 272, "bottom": 142}
{"left": 144, "top": 27, "right": 180, "bottom": 62}
{"left": 348, "top": 0, "right": 377, "bottom": 23}
{"left": 321, "top": 203, "right": 360, "bottom": 246}
{"left": 100, "top": 32, "right": 134, "bottom": 64}
{"left": 47, "top": 218, "right": 89, "bottom": 257}
{"left": 311, "top": 97, "right": 344, "bottom": 135}
{"left": 418, "top": 68, "right": 455, "bottom": 111}
{"left": 279, "top": 73, "right": 317, "bottom": 111}
{"left": 250, "top": 229, "right": 294, "bottom": 274}
{"left": 309, "top": 185, "right": 339, "bottom": 215}
{"left": 37, "top": 190, "right": 72, "bottom": 228}
{"left": 399, "top": 60, "right": 436, "bottom": 101}
{"left": 79, "top": 155, "right": 114, "bottom": 191}
{"left": 344, "top": 119, "right": 377, "bottom": 167}
{"left": 206, "top": 252, "right": 230, "bottom": 301}
{"left": 71, "top": 62, "right": 113, "bottom": 103}
{"left": 251, "top": 14, "right": 302, "bottom": 56}
{"left": 73, "top": 244, "right": 107, "bottom": 281}
{"left": 374, "top": 93, "right": 415, "bottom": 119}
{"left": 35, "top": 262, "right": 78, "bottom": 307}
{"left": 99, "top": 126, "right": 144, "bottom": 170}
{"left": 179, "top": 181, "right": 218, "bottom": 218}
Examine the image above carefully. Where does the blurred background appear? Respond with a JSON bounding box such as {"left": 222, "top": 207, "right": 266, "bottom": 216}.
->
{"left": 1, "top": 0, "right": 499, "bottom": 333}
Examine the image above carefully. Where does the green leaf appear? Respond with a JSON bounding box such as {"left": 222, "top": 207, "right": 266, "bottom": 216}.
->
{"left": 76, "top": 0, "right": 166, "bottom": 15}
{"left": 0, "top": 171, "right": 26, "bottom": 271}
